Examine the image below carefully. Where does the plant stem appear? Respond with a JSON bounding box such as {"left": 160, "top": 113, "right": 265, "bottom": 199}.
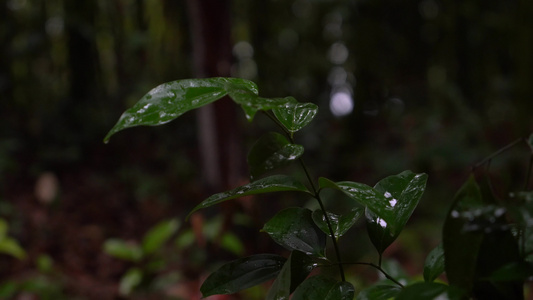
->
{"left": 472, "top": 138, "right": 524, "bottom": 171}
{"left": 262, "top": 110, "right": 346, "bottom": 281}
{"left": 297, "top": 154, "right": 346, "bottom": 281}
{"left": 525, "top": 153, "right": 533, "bottom": 190}
{"left": 335, "top": 261, "right": 404, "bottom": 288}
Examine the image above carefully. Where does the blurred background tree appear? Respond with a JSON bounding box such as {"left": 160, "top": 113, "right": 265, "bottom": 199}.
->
{"left": 1, "top": 0, "right": 531, "bottom": 298}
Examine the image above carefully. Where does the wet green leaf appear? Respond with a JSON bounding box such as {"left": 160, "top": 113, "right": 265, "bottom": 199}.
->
{"left": 188, "top": 175, "right": 310, "bottom": 219}
{"left": 141, "top": 218, "right": 180, "bottom": 255}
{"left": 423, "top": 244, "right": 445, "bottom": 282}
{"left": 272, "top": 98, "right": 318, "bottom": 133}
{"left": 263, "top": 207, "right": 326, "bottom": 257}
{"left": 103, "top": 239, "right": 143, "bottom": 262}
{"left": 443, "top": 175, "right": 484, "bottom": 294}
{"left": 291, "top": 275, "right": 354, "bottom": 300}
{"left": 201, "top": 254, "right": 286, "bottom": 297}
{"left": 318, "top": 178, "right": 392, "bottom": 226}
{"left": 119, "top": 268, "right": 143, "bottom": 296}
{"left": 225, "top": 83, "right": 290, "bottom": 121}
{"left": 312, "top": 208, "right": 363, "bottom": 239}
{"left": 487, "top": 261, "right": 533, "bottom": 282}
{"left": 366, "top": 171, "right": 428, "bottom": 255}
{"left": 356, "top": 284, "right": 401, "bottom": 300}
{"left": 395, "top": 282, "right": 465, "bottom": 300}
{"left": 248, "top": 132, "right": 304, "bottom": 180}
{"left": 266, "top": 250, "right": 315, "bottom": 300}
{"left": 104, "top": 77, "right": 257, "bottom": 142}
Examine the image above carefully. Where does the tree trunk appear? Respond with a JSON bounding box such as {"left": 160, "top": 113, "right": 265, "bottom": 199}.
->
{"left": 186, "top": 0, "right": 245, "bottom": 193}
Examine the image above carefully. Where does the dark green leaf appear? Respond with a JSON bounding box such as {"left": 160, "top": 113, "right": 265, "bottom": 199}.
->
{"left": 487, "top": 261, "right": 533, "bottom": 281}
{"left": 248, "top": 132, "right": 304, "bottom": 180}
{"left": 423, "top": 244, "right": 445, "bottom": 282}
{"left": 356, "top": 284, "right": 401, "bottom": 300}
{"left": 263, "top": 207, "right": 327, "bottom": 257}
{"left": 187, "top": 175, "right": 310, "bottom": 219}
{"left": 141, "top": 218, "right": 180, "bottom": 255}
{"left": 272, "top": 98, "right": 318, "bottom": 133}
{"left": 103, "top": 239, "right": 143, "bottom": 262}
{"left": 291, "top": 275, "right": 354, "bottom": 300}
{"left": 443, "top": 175, "right": 484, "bottom": 294}
{"left": 266, "top": 250, "right": 315, "bottom": 299}
{"left": 104, "top": 77, "right": 257, "bottom": 142}
{"left": 225, "top": 83, "right": 290, "bottom": 121}
{"left": 312, "top": 208, "right": 363, "bottom": 239}
{"left": 366, "top": 171, "right": 428, "bottom": 255}
{"left": 201, "top": 254, "right": 286, "bottom": 297}
{"left": 395, "top": 282, "right": 465, "bottom": 300}
{"left": 319, "top": 177, "right": 392, "bottom": 227}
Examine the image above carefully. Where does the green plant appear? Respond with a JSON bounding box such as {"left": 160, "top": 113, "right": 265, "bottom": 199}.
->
{"left": 105, "top": 77, "right": 533, "bottom": 299}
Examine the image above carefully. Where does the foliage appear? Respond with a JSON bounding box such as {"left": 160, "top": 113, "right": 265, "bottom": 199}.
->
{"left": 106, "top": 77, "right": 533, "bottom": 299}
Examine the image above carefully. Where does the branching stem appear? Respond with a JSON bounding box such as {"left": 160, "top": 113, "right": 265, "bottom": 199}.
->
{"left": 336, "top": 261, "right": 405, "bottom": 288}
{"left": 263, "top": 110, "right": 346, "bottom": 281}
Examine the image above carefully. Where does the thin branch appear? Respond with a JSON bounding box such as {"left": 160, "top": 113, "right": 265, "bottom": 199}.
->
{"left": 472, "top": 138, "right": 524, "bottom": 171}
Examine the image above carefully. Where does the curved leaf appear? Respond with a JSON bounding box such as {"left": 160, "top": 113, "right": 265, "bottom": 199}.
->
{"left": 395, "top": 282, "right": 465, "bottom": 300}
{"left": 201, "top": 254, "right": 286, "bottom": 297}
{"left": 312, "top": 208, "right": 363, "bottom": 239}
{"left": 442, "top": 175, "right": 484, "bottom": 294}
{"left": 272, "top": 98, "right": 318, "bottom": 133}
{"left": 248, "top": 132, "right": 304, "bottom": 180}
{"left": 262, "top": 207, "right": 326, "bottom": 257}
{"left": 365, "top": 171, "right": 428, "bottom": 254}
{"left": 423, "top": 244, "right": 445, "bottom": 282}
{"left": 104, "top": 77, "right": 257, "bottom": 142}
{"left": 319, "top": 177, "right": 392, "bottom": 224}
{"left": 291, "top": 275, "right": 355, "bottom": 300}
{"left": 266, "top": 250, "right": 315, "bottom": 300}
{"left": 225, "top": 83, "right": 290, "bottom": 121}
{"left": 356, "top": 284, "right": 401, "bottom": 300}
{"left": 187, "top": 175, "right": 310, "bottom": 219}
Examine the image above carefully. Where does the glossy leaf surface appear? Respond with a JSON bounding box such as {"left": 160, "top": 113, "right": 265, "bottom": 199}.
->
{"left": 291, "top": 275, "right": 354, "bottom": 300}
{"left": 188, "top": 175, "right": 310, "bottom": 219}
{"left": 266, "top": 250, "right": 315, "bottom": 300}
{"left": 247, "top": 132, "right": 304, "bottom": 180}
{"left": 395, "top": 282, "right": 465, "bottom": 300}
{"left": 201, "top": 254, "right": 286, "bottom": 297}
{"left": 104, "top": 77, "right": 257, "bottom": 142}
{"left": 356, "top": 284, "right": 401, "bottom": 300}
{"left": 225, "top": 83, "right": 290, "bottom": 121}
{"left": 423, "top": 244, "right": 445, "bottom": 282}
{"left": 272, "top": 98, "right": 318, "bottom": 133}
{"left": 141, "top": 218, "right": 180, "bottom": 255}
{"left": 365, "top": 171, "right": 428, "bottom": 254}
{"left": 263, "top": 207, "right": 326, "bottom": 257}
{"left": 319, "top": 178, "right": 391, "bottom": 225}
{"left": 442, "top": 175, "right": 484, "bottom": 294}
{"left": 312, "top": 208, "right": 363, "bottom": 239}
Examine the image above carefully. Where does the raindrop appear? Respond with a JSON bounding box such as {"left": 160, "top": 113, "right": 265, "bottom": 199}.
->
{"left": 384, "top": 191, "right": 392, "bottom": 198}
{"left": 378, "top": 219, "right": 387, "bottom": 228}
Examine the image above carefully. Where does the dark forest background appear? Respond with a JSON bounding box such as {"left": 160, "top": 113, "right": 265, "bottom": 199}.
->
{"left": 1, "top": 0, "right": 532, "bottom": 299}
